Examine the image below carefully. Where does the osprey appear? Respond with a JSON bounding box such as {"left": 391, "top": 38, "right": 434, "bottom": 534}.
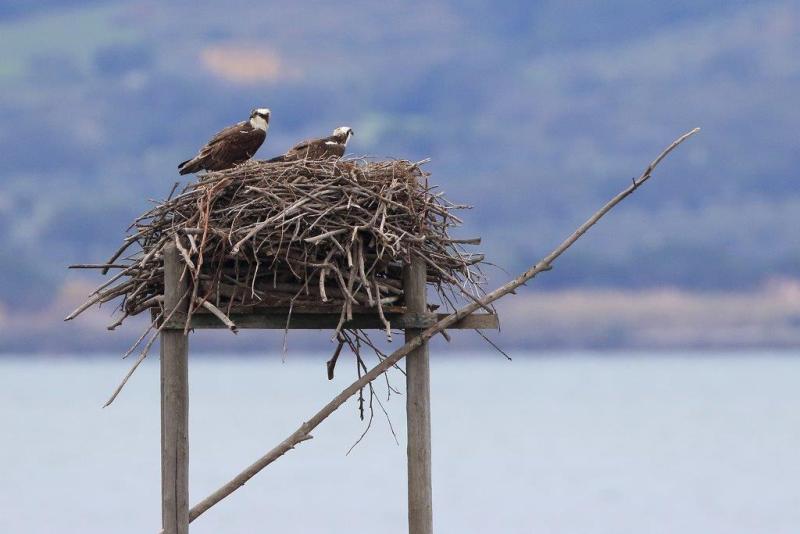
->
{"left": 268, "top": 126, "right": 353, "bottom": 162}
{"left": 178, "top": 108, "right": 270, "bottom": 175}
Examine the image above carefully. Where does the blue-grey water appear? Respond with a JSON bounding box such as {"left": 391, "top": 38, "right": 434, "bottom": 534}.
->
{"left": 1, "top": 353, "right": 799, "bottom": 534}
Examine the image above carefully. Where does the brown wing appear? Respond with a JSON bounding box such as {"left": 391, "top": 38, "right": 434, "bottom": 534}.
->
{"left": 179, "top": 121, "right": 267, "bottom": 174}
{"left": 201, "top": 127, "right": 266, "bottom": 171}
{"left": 284, "top": 137, "right": 343, "bottom": 160}
{"left": 197, "top": 121, "right": 247, "bottom": 158}
{"left": 283, "top": 138, "right": 316, "bottom": 161}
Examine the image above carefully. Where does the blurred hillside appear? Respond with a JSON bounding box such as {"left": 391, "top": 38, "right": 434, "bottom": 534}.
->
{"left": 0, "top": 1, "right": 798, "bottom": 350}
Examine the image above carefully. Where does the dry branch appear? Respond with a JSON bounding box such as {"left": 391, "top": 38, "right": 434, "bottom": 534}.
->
{"left": 179, "top": 127, "right": 700, "bottom": 526}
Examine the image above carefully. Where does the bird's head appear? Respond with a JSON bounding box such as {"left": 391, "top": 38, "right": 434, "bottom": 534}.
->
{"left": 249, "top": 108, "right": 271, "bottom": 131}
{"left": 332, "top": 126, "right": 354, "bottom": 145}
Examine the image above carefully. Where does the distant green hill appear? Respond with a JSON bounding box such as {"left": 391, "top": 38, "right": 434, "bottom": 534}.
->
{"left": 1, "top": 0, "right": 798, "bottom": 315}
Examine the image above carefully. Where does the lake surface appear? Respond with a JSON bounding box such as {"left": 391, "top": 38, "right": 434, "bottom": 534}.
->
{"left": 1, "top": 353, "right": 799, "bottom": 533}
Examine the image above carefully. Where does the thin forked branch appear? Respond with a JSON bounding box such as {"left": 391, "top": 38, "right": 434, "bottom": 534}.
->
{"left": 178, "top": 128, "right": 700, "bottom": 527}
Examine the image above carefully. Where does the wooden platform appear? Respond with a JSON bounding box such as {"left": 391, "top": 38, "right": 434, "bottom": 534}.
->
{"left": 163, "top": 307, "right": 499, "bottom": 330}
{"left": 157, "top": 246, "right": 497, "bottom": 534}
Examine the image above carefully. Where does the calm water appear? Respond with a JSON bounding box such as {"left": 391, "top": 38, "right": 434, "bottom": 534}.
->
{"left": 1, "top": 353, "right": 799, "bottom": 533}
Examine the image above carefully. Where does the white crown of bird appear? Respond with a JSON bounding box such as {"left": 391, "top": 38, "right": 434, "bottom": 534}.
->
{"left": 249, "top": 108, "right": 270, "bottom": 131}
{"left": 333, "top": 126, "right": 353, "bottom": 143}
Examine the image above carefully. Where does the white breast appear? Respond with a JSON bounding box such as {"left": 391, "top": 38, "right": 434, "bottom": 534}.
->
{"left": 250, "top": 116, "right": 268, "bottom": 132}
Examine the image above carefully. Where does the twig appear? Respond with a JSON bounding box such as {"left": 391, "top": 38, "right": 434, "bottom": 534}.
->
{"left": 326, "top": 338, "right": 346, "bottom": 380}
{"left": 197, "top": 298, "right": 238, "bottom": 333}
{"left": 103, "top": 330, "right": 158, "bottom": 407}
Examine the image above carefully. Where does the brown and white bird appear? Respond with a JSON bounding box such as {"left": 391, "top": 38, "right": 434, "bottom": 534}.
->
{"left": 178, "top": 108, "right": 270, "bottom": 174}
{"left": 268, "top": 126, "right": 353, "bottom": 162}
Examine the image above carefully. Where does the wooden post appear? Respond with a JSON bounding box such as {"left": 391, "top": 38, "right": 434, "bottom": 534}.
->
{"left": 403, "top": 257, "right": 433, "bottom": 534}
{"left": 161, "top": 244, "right": 190, "bottom": 534}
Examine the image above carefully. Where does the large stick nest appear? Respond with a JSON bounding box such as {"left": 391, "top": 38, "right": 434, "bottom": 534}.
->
{"left": 69, "top": 158, "right": 486, "bottom": 338}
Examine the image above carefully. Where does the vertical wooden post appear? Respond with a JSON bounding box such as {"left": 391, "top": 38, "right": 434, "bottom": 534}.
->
{"left": 161, "top": 244, "right": 189, "bottom": 534}
{"left": 403, "top": 257, "right": 433, "bottom": 534}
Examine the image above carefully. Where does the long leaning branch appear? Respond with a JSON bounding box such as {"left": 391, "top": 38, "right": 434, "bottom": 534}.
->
{"left": 182, "top": 127, "right": 701, "bottom": 526}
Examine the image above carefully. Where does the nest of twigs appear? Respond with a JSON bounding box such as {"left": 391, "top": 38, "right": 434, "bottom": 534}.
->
{"left": 69, "top": 158, "right": 485, "bottom": 340}
{"left": 68, "top": 158, "right": 486, "bottom": 410}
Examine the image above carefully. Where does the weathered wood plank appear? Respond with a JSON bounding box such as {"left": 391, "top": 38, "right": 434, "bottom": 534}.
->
{"left": 163, "top": 311, "right": 499, "bottom": 330}
{"left": 160, "top": 245, "right": 189, "bottom": 534}
{"left": 404, "top": 258, "right": 433, "bottom": 534}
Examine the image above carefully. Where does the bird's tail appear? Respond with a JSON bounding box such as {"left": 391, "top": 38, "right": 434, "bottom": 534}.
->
{"left": 178, "top": 157, "right": 201, "bottom": 175}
